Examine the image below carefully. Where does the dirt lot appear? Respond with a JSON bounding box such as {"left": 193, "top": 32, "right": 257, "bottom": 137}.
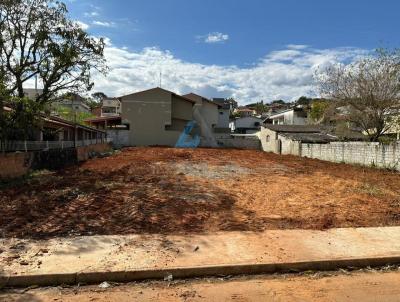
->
{"left": 1, "top": 147, "right": 399, "bottom": 238}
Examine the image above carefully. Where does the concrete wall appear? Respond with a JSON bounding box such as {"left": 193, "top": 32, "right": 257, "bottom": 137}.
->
{"left": 0, "top": 143, "right": 112, "bottom": 180}
{"left": 121, "top": 88, "right": 194, "bottom": 146}
{"left": 259, "top": 127, "right": 279, "bottom": 153}
{"left": 198, "top": 101, "right": 218, "bottom": 129}
{"left": 210, "top": 133, "right": 261, "bottom": 150}
{"left": 171, "top": 95, "right": 193, "bottom": 121}
{"left": 107, "top": 130, "right": 130, "bottom": 148}
{"left": 279, "top": 134, "right": 301, "bottom": 155}
{"left": 216, "top": 108, "right": 230, "bottom": 129}
{"left": 184, "top": 94, "right": 219, "bottom": 130}
{"left": 301, "top": 142, "right": 400, "bottom": 170}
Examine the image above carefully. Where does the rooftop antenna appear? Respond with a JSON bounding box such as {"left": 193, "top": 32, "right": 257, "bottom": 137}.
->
{"left": 159, "top": 71, "right": 162, "bottom": 88}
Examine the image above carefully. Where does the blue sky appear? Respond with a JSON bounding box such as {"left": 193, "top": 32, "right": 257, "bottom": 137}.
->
{"left": 67, "top": 0, "right": 400, "bottom": 104}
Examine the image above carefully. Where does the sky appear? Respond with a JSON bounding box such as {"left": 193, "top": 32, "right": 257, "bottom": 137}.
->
{"left": 66, "top": 0, "right": 400, "bottom": 104}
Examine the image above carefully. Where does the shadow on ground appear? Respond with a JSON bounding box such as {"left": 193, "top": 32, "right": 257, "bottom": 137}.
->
{"left": 0, "top": 160, "right": 280, "bottom": 239}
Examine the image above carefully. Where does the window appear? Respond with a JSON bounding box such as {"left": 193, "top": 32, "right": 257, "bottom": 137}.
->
{"left": 266, "top": 135, "right": 270, "bottom": 142}
{"left": 219, "top": 111, "right": 224, "bottom": 115}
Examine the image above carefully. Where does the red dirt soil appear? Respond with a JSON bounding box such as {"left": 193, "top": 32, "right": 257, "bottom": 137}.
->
{"left": 1, "top": 147, "right": 399, "bottom": 239}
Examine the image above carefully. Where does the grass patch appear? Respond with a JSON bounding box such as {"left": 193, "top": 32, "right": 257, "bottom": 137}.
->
{"left": 356, "top": 183, "right": 384, "bottom": 197}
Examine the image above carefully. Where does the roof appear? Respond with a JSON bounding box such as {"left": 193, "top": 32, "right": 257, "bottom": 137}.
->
{"left": 120, "top": 87, "right": 196, "bottom": 104}
{"left": 182, "top": 93, "right": 219, "bottom": 107}
{"left": 85, "top": 116, "right": 122, "bottom": 123}
{"left": 280, "top": 132, "right": 338, "bottom": 143}
{"left": 44, "top": 115, "right": 106, "bottom": 133}
{"left": 263, "top": 124, "right": 323, "bottom": 133}
{"left": 236, "top": 108, "right": 254, "bottom": 112}
{"left": 212, "top": 98, "right": 230, "bottom": 110}
{"left": 268, "top": 107, "right": 305, "bottom": 118}
{"left": 234, "top": 116, "right": 263, "bottom": 121}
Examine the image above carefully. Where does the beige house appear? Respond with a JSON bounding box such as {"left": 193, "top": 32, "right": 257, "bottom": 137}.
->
{"left": 120, "top": 87, "right": 195, "bottom": 146}
{"left": 182, "top": 93, "right": 219, "bottom": 130}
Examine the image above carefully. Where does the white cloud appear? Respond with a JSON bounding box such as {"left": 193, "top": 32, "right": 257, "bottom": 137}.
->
{"left": 84, "top": 11, "right": 99, "bottom": 17}
{"left": 92, "top": 20, "right": 116, "bottom": 28}
{"left": 199, "top": 32, "right": 229, "bottom": 44}
{"left": 287, "top": 44, "right": 309, "bottom": 50}
{"left": 75, "top": 21, "right": 89, "bottom": 30}
{"left": 90, "top": 41, "right": 368, "bottom": 104}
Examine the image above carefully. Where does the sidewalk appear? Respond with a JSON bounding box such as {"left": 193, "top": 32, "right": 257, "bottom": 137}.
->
{"left": 1, "top": 227, "right": 400, "bottom": 287}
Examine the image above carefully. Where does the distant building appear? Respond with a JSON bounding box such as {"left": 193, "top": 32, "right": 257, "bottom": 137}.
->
{"left": 56, "top": 93, "right": 90, "bottom": 113}
{"left": 265, "top": 107, "right": 308, "bottom": 125}
{"left": 212, "top": 98, "right": 231, "bottom": 130}
{"left": 101, "top": 98, "right": 121, "bottom": 117}
{"left": 234, "top": 108, "right": 256, "bottom": 117}
{"left": 230, "top": 116, "right": 263, "bottom": 134}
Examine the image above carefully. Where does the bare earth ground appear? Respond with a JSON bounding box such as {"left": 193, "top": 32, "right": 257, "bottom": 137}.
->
{"left": 1, "top": 147, "right": 400, "bottom": 239}
{"left": 2, "top": 270, "right": 400, "bottom": 302}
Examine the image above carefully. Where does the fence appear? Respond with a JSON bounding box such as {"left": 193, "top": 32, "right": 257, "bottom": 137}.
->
{"left": 301, "top": 141, "right": 400, "bottom": 171}
{"left": 1, "top": 138, "right": 112, "bottom": 152}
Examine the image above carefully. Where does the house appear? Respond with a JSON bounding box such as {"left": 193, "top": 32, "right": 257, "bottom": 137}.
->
{"left": 234, "top": 107, "right": 256, "bottom": 117}
{"left": 1, "top": 105, "right": 106, "bottom": 151}
{"left": 56, "top": 93, "right": 90, "bottom": 113}
{"left": 265, "top": 107, "right": 308, "bottom": 125}
{"left": 212, "top": 98, "right": 231, "bottom": 130}
{"left": 101, "top": 98, "right": 121, "bottom": 117}
{"left": 183, "top": 93, "right": 219, "bottom": 131}
{"left": 260, "top": 124, "right": 337, "bottom": 155}
{"left": 230, "top": 116, "right": 263, "bottom": 134}
{"left": 120, "top": 87, "right": 196, "bottom": 146}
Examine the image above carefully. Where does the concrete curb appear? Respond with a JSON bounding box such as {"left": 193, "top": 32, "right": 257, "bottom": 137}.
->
{"left": 2, "top": 255, "right": 400, "bottom": 288}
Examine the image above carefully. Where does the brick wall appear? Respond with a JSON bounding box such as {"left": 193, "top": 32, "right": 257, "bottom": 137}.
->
{"left": 301, "top": 142, "right": 400, "bottom": 171}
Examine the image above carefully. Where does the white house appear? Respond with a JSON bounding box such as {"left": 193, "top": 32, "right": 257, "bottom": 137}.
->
{"left": 230, "top": 116, "right": 263, "bottom": 134}
{"left": 267, "top": 107, "right": 308, "bottom": 125}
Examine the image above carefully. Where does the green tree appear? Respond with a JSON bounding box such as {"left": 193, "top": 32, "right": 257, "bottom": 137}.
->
{"left": 296, "top": 96, "right": 312, "bottom": 106}
{"left": 309, "top": 100, "right": 329, "bottom": 124}
{"left": 55, "top": 105, "right": 95, "bottom": 125}
{"left": 0, "top": 0, "right": 106, "bottom": 104}
{"left": 0, "top": 75, "right": 42, "bottom": 150}
{"left": 87, "top": 91, "right": 108, "bottom": 110}
{"left": 92, "top": 92, "right": 108, "bottom": 102}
